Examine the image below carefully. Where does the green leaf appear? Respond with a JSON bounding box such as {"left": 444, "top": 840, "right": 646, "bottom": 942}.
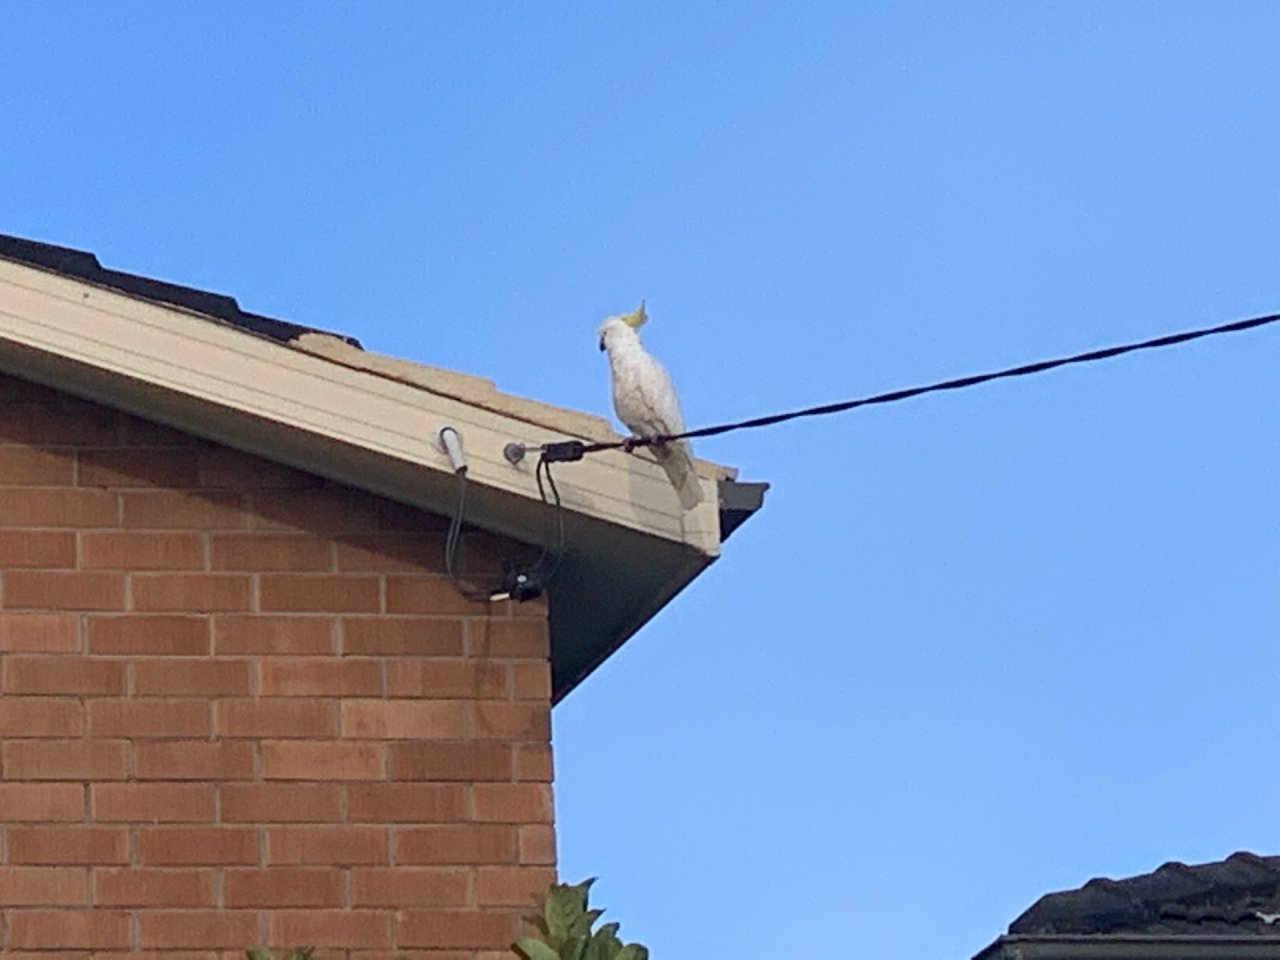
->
{"left": 514, "top": 938, "right": 562, "bottom": 960}
{"left": 562, "top": 939, "right": 587, "bottom": 960}
{"left": 568, "top": 907, "right": 604, "bottom": 940}
{"left": 524, "top": 911, "right": 552, "bottom": 937}
{"left": 582, "top": 933, "right": 618, "bottom": 960}
{"left": 544, "top": 883, "right": 588, "bottom": 940}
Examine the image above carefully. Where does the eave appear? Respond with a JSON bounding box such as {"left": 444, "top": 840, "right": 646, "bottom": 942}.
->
{"left": 0, "top": 241, "right": 765, "bottom": 699}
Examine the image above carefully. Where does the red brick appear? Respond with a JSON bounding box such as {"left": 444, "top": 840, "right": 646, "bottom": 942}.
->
{"left": 518, "top": 824, "right": 557, "bottom": 865}
{"left": 131, "top": 573, "right": 251, "bottom": 612}
{"left": 0, "top": 488, "right": 118, "bottom": 527}
{"left": 0, "top": 446, "right": 75, "bottom": 484}
{"left": 138, "top": 911, "right": 260, "bottom": 949}
{"left": 509, "top": 593, "right": 549, "bottom": 618}
{"left": 340, "top": 700, "right": 466, "bottom": 740}
{"left": 134, "top": 740, "right": 255, "bottom": 780}
{"left": 468, "top": 618, "right": 549, "bottom": 658}
{"left": 93, "top": 868, "right": 214, "bottom": 907}
{"left": 3, "top": 739, "right": 128, "bottom": 779}
{"left": 78, "top": 449, "right": 201, "bottom": 487}
{"left": 260, "top": 574, "right": 380, "bottom": 613}
{"left": 396, "top": 825, "right": 515, "bottom": 865}
{"left": 0, "top": 613, "right": 79, "bottom": 652}
{"left": 92, "top": 783, "right": 215, "bottom": 822}
{"left": 260, "top": 658, "right": 381, "bottom": 696}
{"left": 343, "top": 618, "right": 464, "bottom": 657}
{"left": 512, "top": 661, "right": 552, "bottom": 700}
{"left": 137, "top": 827, "right": 259, "bottom": 866}
{"left": 346, "top": 784, "right": 467, "bottom": 823}
{"left": 376, "top": 499, "right": 450, "bottom": 532}
{"left": 0, "top": 698, "right": 83, "bottom": 737}
{"left": 121, "top": 490, "right": 247, "bottom": 529}
{"left": 0, "top": 867, "right": 88, "bottom": 906}
{"left": 220, "top": 783, "right": 343, "bottom": 823}
{"left": 117, "top": 413, "right": 207, "bottom": 447}
{"left": 224, "top": 868, "right": 344, "bottom": 907}
{"left": 389, "top": 742, "right": 511, "bottom": 782}
{"left": 335, "top": 534, "right": 443, "bottom": 573}
{"left": 385, "top": 658, "right": 505, "bottom": 698}
{"left": 472, "top": 701, "right": 551, "bottom": 741}
{"left": 477, "top": 866, "right": 557, "bottom": 907}
{"left": 81, "top": 531, "right": 204, "bottom": 569}
{"left": 215, "top": 698, "right": 334, "bottom": 738}
{"left": 386, "top": 575, "right": 490, "bottom": 615}
{"left": 398, "top": 910, "right": 516, "bottom": 949}
{"left": 210, "top": 532, "right": 333, "bottom": 571}
{"left": 514, "top": 744, "right": 554, "bottom": 782}
{"left": 266, "top": 826, "right": 389, "bottom": 865}
{"left": 88, "top": 700, "right": 209, "bottom": 738}
{"left": 472, "top": 784, "right": 553, "bottom": 823}
{"left": 8, "top": 827, "right": 129, "bottom": 865}
{"left": 198, "top": 448, "right": 317, "bottom": 488}
{"left": 253, "top": 488, "right": 379, "bottom": 533}
{"left": 262, "top": 740, "right": 385, "bottom": 780}
{"left": 87, "top": 615, "right": 210, "bottom": 655}
{"left": 4, "top": 657, "right": 125, "bottom": 695}
{"left": 0, "top": 403, "right": 116, "bottom": 446}
{"left": 213, "top": 615, "right": 335, "bottom": 655}
{"left": 132, "top": 658, "right": 253, "bottom": 696}
{"left": 8, "top": 909, "right": 131, "bottom": 949}
{"left": 0, "top": 530, "right": 76, "bottom": 567}
{"left": 4, "top": 570, "right": 125, "bottom": 610}
{"left": 0, "top": 784, "right": 84, "bottom": 820}
{"left": 350, "top": 866, "right": 469, "bottom": 907}
{"left": 267, "top": 910, "right": 393, "bottom": 948}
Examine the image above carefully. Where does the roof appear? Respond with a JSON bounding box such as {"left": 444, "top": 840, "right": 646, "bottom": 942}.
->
{"left": 0, "top": 233, "right": 766, "bottom": 700}
{"left": 976, "top": 852, "right": 1280, "bottom": 960}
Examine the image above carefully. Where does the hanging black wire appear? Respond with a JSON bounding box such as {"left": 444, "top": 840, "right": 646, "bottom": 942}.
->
{"left": 443, "top": 468, "right": 498, "bottom": 603}
{"left": 532, "top": 453, "right": 566, "bottom": 585}
{"left": 443, "top": 456, "right": 567, "bottom": 603}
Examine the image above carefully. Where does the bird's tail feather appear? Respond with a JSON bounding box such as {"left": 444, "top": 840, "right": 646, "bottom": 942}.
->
{"left": 652, "top": 440, "right": 703, "bottom": 510}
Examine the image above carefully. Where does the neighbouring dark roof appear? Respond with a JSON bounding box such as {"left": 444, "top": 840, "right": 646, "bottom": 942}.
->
{"left": 1011, "top": 852, "right": 1280, "bottom": 937}
{"left": 0, "top": 233, "right": 361, "bottom": 348}
{"left": 975, "top": 853, "right": 1280, "bottom": 960}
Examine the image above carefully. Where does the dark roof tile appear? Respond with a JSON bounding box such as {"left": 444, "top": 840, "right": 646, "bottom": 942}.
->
{"left": 1011, "top": 852, "right": 1280, "bottom": 936}
{"left": 0, "top": 234, "right": 360, "bottom": 348}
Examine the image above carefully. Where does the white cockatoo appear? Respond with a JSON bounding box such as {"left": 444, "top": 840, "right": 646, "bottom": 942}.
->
{"left": 598, "top": 302, "right": 702, "bottom": 510}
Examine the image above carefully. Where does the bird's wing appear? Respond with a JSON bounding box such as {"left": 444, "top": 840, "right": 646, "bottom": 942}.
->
{"left": 632, "top": 352, "right": 687, "bottom": 437}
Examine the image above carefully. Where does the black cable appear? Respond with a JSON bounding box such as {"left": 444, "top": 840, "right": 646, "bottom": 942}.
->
{"left": 538, "top": 310, "right": 1279, "bottom": 460}
{"left": 443, "top": 469, "right": 497, "bottom": 603}
{"left": 533, "top": 455, "right": 566, "bottom": 584}
{"left": 444, "top": 455, "right": 567, "bottom": 602}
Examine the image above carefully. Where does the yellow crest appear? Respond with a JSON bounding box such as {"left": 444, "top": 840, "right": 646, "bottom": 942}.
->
{"left": 621, "top": 300, "right": 647, "bottom": 329}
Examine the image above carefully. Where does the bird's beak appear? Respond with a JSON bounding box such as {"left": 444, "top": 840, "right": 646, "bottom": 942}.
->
{"left": 598, "top": 337, "right": 606, "bottom": 352}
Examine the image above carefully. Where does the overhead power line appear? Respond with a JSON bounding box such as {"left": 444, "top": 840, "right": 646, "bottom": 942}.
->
{"left": 535, "top": 310, "right": 1280, "bottom": 464}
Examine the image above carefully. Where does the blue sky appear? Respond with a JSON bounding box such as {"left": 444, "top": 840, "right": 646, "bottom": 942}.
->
{"left": 4, "top": 3, "right": 1278, "bottom": 957}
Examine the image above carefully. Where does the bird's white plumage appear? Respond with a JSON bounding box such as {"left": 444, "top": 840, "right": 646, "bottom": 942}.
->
{"left": 598, "top": 307, "right": 702, "bottom": 510}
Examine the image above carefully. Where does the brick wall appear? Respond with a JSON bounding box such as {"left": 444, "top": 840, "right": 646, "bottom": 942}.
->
{"left": 0, "top": 373, "right": 556, "bottom": 958}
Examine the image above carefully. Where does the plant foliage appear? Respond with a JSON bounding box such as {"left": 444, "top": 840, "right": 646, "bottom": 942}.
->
{"left": 514, "top": 878, "right": 649, "bottom": 960}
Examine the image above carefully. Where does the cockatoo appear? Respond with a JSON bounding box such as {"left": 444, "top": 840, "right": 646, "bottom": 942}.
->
{"left": 598, "top": 302, "right": 702, "bottom": 510}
